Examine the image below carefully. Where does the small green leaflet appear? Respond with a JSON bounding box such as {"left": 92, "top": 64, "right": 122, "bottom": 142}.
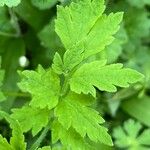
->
{"left": 0, "top": 136, "right": 13, "bottom": 150}
{"left": 52, "top": 121, "right": 93, "bottom": 150}
{"left": 52, "top": 52, "right": 64, "bottom": 75}
{"left": 56, "top": 0, "right": 105, "bottom": 50}
{"left": 18, "top": 65, "right": 60, "bottom": 109}
{"left": 0, "top": 111, "right": 26, "bottom": 150}
{"left": 113, "top": 119, "right": 150, "bottom": 150}
{"left": 70, "top": 60, "right": 144, "bottom": 97}
{"left": 55, "top": 93, "right": 112, "bottom": 146}
{"left": 55, "top": 0, "right": 123, "bottom": 71}
{"left": 11, "top": 106, "right": 50, "bottom": 136}
{"left": 0, "top": 0, "right": 21, "bottom": 7}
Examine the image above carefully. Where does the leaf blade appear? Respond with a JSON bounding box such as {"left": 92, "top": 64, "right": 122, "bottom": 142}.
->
{"left": 70, "top": 61, "right": 144, "bottom": 97}
{"left": 18, "top": 65, "right": 60, "bottom": 109}
{"left": 55, "top": 93, "right": 112, "bottom": 145}
{"left": 11, "top": 106, "right": 50, "bottom": 136}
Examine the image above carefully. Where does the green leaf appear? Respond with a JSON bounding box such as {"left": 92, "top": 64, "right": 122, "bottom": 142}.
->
{"left": 54, "top": 93, "right": 112, "bottom": 146}
{"left": 1, "top": 38, "right": 25, "bottom": 111}
{"left": 113, "top": 119, "right": 150, "bottom": 149}
{"left": 0, "top": 135, "right": 13, "bottom": 150}
{"left": 31, "top": 0, "right": 57, "bottom": 10}
{"left": 11, "top": 106, "right": 50, "bottom": 136}
{"left": 14, "top": 0, "right": 51, "bottom": 31}
{"left": 18, "top": 65, "right": 60, "bottom": 109}
{"left": 52, "top": 121, "right": 93, "bottom": 150}
{"left": 0, "top": 7, "right": 16, "bottom": 34}
{"left": 10, "top": 120, "right": 26, "bottom": 150}
{"left": 0, "top": 0, "right": 21, "bottom": 7}
{"left": 122, "top": 95, "right": 150, "bottom": 127}
{"left": 137, "top": 129, "right": 150, "bottom": 146}
{"left": 0, "top": 111, "right": 26, "bottom": 150}
{"left": 52, "top": 52, "right": 64, "bottom": 75}
{"left": 55, "top": 0, "right": 123, "bottom": 71}
{"left": 70, "top": 60, "right": 144, "bottom": 97}
{"left": 37, "top": 19, "right": 63, "bottom": 60}
{"left": 88, "top": 139, "right": 114, "bottom": 150}
{"left": 56, "top": 0, "right": 105, "bottom": 49}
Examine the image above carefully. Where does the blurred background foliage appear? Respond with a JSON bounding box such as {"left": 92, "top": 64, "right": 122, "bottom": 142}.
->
{"left": 0, "top": 0, "right": 150, "bottom": 149}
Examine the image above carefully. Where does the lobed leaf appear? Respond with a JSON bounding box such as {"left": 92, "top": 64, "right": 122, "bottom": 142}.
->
{"left": 55, "top": 93, "right": 112, "bottom": 145}
{"left": 0, "top": 111, "right": 26, "bottom": 150}
{"left": 70, "top": 60, "right": 144, "bottom": 97}
{"left": 55, "top": 0, "right": 123, "bottom": 71}
{"left": 11, "top": 106, "right": 50, "bottom": 136}
{"left": 0, "top": 135, "right": 13, "bottom": 150}
{"left": 52, "top": 121, "right": 93, "bottom": 150}
{"left": 113, "top": 119, "right": 150, "bottom": 149}
{"left": 18, "top": 65, "right": 60, "bottom": 109}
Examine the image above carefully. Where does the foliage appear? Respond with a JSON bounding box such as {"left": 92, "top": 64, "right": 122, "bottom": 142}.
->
{"left": 0, "top": 0, "right": 149, "bottom": 149}
{"left": 0, "top": 111, "right": 26, "bottom": 150}
{"left": 113, "top": 119, "right": 150, "bottom": 150}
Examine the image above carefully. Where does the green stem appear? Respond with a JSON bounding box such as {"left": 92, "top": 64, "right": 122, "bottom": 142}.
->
{"left": 60, "top": 75, "right": 69, "bottom": 97}
{"left": 111, "top": 86, "right": 143, "bottom": 101}
{"left": 29, "top": 121, "right": 51, "bottom": 150}
{"left": 0, "top": 31, "right": 19, "bottom": 37}
{"left": 60, "top": 60, "right": 85, "bottom": 97}
{"left": 29, "top": 56, "right": 80, "bottom": 149}
{"left": 3, "top": 91, "right": 30, "bottom": 97}
{"left": 8, "top": 8, "right": 21, "bottom": 37}
{"left": 28, "top": 74, "right": 69, "bottom": 149}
